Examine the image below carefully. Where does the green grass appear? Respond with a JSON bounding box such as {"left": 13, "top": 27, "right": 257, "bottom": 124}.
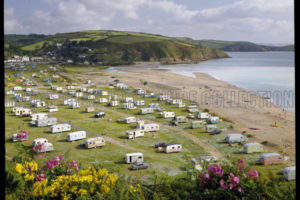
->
{"left": 21, "top": 41, "right": 53, "bottom": 51}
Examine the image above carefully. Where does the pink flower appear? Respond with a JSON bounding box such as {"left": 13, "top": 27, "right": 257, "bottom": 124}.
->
{"left": 36, "top": 174, "right": 46, "bottom": 182}
{"left": 228, "top": 173, "right": 240, "bottom": 189}
{"left": 208, "top": 164, "right": 224, "bottom": 177}
{"left": 247, "top": 168, "right": 258, "bottom": 179}
{"left": 68, "top": 160, "right": 79, "bottom": 172}
{"left": 59, "top": 154, "right": 64, "bottom": 160}
{"left": 235, "top": 158, "right": 246, "bottom": 171}
{"left": 237, "top": 186, "right": 242, "bottom": 193}
{"left": 219, "top": 179, "right": 227, "bottom": 190}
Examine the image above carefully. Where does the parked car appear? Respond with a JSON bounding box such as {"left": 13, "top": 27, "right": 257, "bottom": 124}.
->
{"left": 94, "top": 112, "right": 105, "bottom": 118}
{"left": 130, "top": 162, "right": 149, "bottom": 170}
{"left": 210, "top": 129, "right": 222, "bottom": 135}
{"left": 154, "top": 142, "right": 167, "bottom": 148}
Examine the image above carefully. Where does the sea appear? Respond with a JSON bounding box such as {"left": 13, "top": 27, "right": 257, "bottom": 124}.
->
{"left": 157, "top": 52, "right": 295, "bottom": 112}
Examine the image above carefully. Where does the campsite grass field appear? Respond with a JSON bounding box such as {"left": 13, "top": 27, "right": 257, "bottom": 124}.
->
{"left": 5, "top": 65, "right": 289, "bottom": 179}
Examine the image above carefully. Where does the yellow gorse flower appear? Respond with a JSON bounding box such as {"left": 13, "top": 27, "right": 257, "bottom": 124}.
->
{"left": 25, "top": 166, "right": 118, "bottom": 199}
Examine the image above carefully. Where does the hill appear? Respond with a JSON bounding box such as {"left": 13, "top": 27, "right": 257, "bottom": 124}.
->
{"left": 4, "top": 30, "right": 229, "bottom": 65}
{"left": 175, "top": 38, "right": 294, "bottom": 52}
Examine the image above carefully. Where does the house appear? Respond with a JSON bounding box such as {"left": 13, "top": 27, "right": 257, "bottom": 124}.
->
{"left": 88, "top": 95, "right": 95, "bottom": 100}
{"left": 97, "top": 98, "right": 108, "bottom": 103}
{"left": 125, "top": 153, "right": 143, "bottom": 164}
{"left": 74, "top": 92, "right": 83, "bottom": 97}
{"left": 6, "top": 90, "right": 14, "bottom": 95}
{"left": 50, "top": 123, "right": 71, "bottom": 133}
{"left": 281, "top": 166, "right": 295, "bottom": 181}
{"left": 116, "top": 83, "right": 129, "bottom": 90}
{"left": 86, "top": 107, "right": 95, "bottom": 113}
{"left": 206, "top": 116, "right": 219, "bottom": 124}
{"left": 84, "top": 137, "right": 105, "bottom": 149}
{"left": 10, "top": 130, "right": 28, "bottom": 142}
{"left": 31, "top": 113, "right": 48, "bottom": 121}
{"left": 135, "top": 100, "right": 145, "bottom": 106}
{"left": 137, "top": 120, "right": 159, "bottom": 132}
{"left": 49, "top": 94, "right": 59, "bottom": 100}
{"left": 191, "top": 121, "right": 205, "bottom": 129}
{"left": 70, "top": 102, "right": 81, "bottom": 109}
{"left": 47, "top": 106, "right": 58, "bottom": 112}
{"left": 161, "top": 143, "right": 182, "bottom": 153}
{"left": 13, "top": 86, "right": 22, "bottom": 91}
{"left": 140, "top": 108, "right": 154, "bottom": 115}
{"left": 135, "top": 88, "right": 146, "bottom": 95}
{"left": 108, "top": 100, "right": 119, "bottom": 107}
{"left": 206, "top": 125, "right": 218, "bottom": 133}
{"left": 123, "top": 102, "right": 136, "bottom": 109}
{"left": 66, "top": 131, "right": 86, "bottom": 141}
{"left": 158, "top": 95, "right": 170, "bottom": 101}
{"left": 126, "top": 129, "right": 145, "bottom": 139}
{"left": 5, "top": 100, "right": 15, "bottom": 107}
{"left": 259, "top": 153, "right": 283, "bottom": 165}
{"left": 243, "top": 143, "right": 264, "bottom": 154}
{"left": 122, "top": 97, "right": 133, "bottom": 103}
{"left": 118, "top": 117, "right": 136, "bottom": 124}
{"left": 160, "top": 111, "right": 175, "bottom": 118}
{"left": 30, "top": 117, "right": 57, "bottom": 127}
{"left": 197, "top": 112, "right": 210, "bottom": 119}
{"left": 22, "top": 56, "right": 30, "bottom": 62}
{"left": 63, "top": 98, "right": 77, "bottom": 105}
{"left": 22, "top": 96, "right": 31, "bottom": 102}
{"left": 225, "top": 133, "right": 245, "bottom": 144}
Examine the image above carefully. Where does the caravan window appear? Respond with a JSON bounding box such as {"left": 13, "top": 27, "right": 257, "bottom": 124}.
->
{"left": 138, "top": 156, "right": 142, "bottom": 159}
{"left": 177, "top": 146, "right": 180, "bottom": 149}
{"left": 172, "top": 147, "right": 175, "bottom": 149}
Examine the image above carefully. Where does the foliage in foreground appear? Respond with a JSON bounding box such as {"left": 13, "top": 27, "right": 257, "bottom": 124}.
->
{"left": 6, "top": 154, "right": 295, "bottom": 200}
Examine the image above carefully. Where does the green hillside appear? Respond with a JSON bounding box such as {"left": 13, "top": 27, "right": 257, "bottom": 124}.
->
{"left": 4, "top": 30, "right": 229, "bottom": 65}
{"left": 176, "top": 38, "right": 294, "bottom": 52}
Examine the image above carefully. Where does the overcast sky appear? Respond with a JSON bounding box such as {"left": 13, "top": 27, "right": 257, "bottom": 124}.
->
{"left": 4, "top": 0, "right": 294, "bottom": 44}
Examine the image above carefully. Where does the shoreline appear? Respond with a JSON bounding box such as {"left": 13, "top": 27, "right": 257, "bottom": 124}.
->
{"left": 106, "top": 65, "right": 295, "bottom": 113}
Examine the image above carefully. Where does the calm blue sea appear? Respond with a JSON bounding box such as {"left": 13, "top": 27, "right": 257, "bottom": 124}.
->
{"left": 158, "top": 52, "right": 295, "bottom": 112}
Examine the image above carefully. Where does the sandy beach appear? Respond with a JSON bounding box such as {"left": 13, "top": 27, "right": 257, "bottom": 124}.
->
{"left": 64, "top": 62, "right": 295, "bottom": 163}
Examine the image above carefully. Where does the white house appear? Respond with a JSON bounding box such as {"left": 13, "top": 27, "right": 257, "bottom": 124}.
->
{"left": 135, "top": 88, "right": 146, "bottom": 95}
{"left": 70, "top": 102, "right": 81, "bottom": 109}
{"left": 31, "top": 100, "right": 46, "bottom": 107}
{"left": 118, "top": 117, "right": 136, "bottom": 124}
{"left": 13, "top": 86, "right": 22, "bottom": 91}
{"left": 88, "top": 95, "right": 95, "bottom": 100}
{"left": 109, "top": 100, "right": 119, "bottom": 107}
{"left": 126, "top": 129, "right": 145, "bottom": 139}
{"left": 197, "top": 112, "right": 210, "bottom": 119}
{"left": 158, "top": 95, "right": 170, "bottom": 101}
{"left": 6, "top": 90, "right": 14, "bottom": 95}
{"left": 63, "top": 98, "right": 77, "bottom": 105}
{"left": 74, "top": 92, "right": 83, "bottom": 98}
{"left": 116, "top": 83, "right": 129, "bottom": 89}
{"left": 30, "top": 113, "right": 48, "bottom": 121}
{"left": 51, "top": 123, "right": 71, "bottom": 133}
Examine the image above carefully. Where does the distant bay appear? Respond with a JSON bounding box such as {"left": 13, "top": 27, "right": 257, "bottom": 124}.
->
{"left": 158, "top": 51, "right": 295, "bottom": 112}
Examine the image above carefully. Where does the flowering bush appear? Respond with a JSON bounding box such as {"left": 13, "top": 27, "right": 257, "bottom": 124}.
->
{"left": 13, "top": 155, "right": 118, "bottom": 200}
{"left": 196, "top": 158, "right": 267, "bottom": 199}
{"left": 32, "top": 142, "right": 45, "bottom": 153}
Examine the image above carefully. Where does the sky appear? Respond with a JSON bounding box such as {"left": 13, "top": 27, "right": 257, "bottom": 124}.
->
{"left": 4, "top": 0, "right": 294, "bottom": 44}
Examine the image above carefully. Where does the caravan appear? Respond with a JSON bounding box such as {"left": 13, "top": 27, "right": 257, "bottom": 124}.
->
{"left": 126, "top": 129, "right": 145, "bottom": 139}
{"left": 50, "top": 123, "right": 71, "bottom": 133}
{"left": 83, "top": 137, "right": 105, "bottom": 148}
{"left": 137, "top": 120, "right": 159, "bottom": 132}
{"left": 31, "top": 113, "right": 48, "bottom": 121}
{"left": 160, "top": 111, "right": 175, "bottom": 118}
{"left": 125, "top": 153, "right": 143, "bottom": 164}
{"left": 66, "top": 131, "right": 86, "bottom": 141}
{"left": 30, "top": 117, "right": 57, "bottom": 127}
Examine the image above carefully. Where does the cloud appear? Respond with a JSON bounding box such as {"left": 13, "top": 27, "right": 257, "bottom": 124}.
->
{"left": 4, "top": 0, "right": 294, "bottom": 43}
